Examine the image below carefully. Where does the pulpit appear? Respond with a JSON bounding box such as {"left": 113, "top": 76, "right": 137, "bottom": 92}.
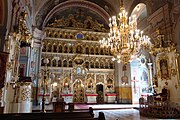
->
{"left": 53, "top": 102, "right": 66, "bottom": 112}
{"left": 105, "top": 93, "right": 117, "bottom": 103}
{"left": 85, "top": 94, "right": 98, "bottom": 103}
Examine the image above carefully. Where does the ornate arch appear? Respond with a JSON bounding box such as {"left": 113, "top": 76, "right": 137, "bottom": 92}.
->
{"left": 128, "top": 0, "right": 152, "bottom": 17}
{"left": 39, "top": 0, "right": 111, "bottom": 30}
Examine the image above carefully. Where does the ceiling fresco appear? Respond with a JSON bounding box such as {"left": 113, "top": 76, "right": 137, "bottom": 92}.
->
{"left": 34, "top": 0, "right": 168, "bottom": 30}
{"left": 46, "top": 7, "right": 109, "bottom": 32}
{"left": 35, "top": 0, "right": 117, "bottom": 29}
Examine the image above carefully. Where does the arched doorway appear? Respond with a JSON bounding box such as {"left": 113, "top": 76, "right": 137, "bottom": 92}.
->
{"left": 129, "top": 3, "right": 151, "bottom": 104}
{"left": 96, "top": 83, "right": 104, "bottom": 103}
{"left": 73, "top": 79, "right": 84, "bottom": 103}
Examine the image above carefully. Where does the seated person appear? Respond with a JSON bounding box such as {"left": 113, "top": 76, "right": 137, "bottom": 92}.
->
{"left": 89, "top": 107, "right": 94, "bottom": 117}
{"left": 153, "top": 88, "right": 168, "bottom": 101}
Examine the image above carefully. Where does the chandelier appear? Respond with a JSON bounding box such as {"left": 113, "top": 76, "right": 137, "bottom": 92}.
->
{"left": 99, "top": 0, "right": 151, "bottom": 64}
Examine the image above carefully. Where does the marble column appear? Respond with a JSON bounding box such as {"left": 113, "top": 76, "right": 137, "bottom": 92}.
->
{"left": 31, "top": 28, "right": 45, "bottom": 105}
{"left": 18, "top": 82, "right": 32, "bottom": 113}
{"left": 148, "top": 62, "right": 153, "bottom": 93}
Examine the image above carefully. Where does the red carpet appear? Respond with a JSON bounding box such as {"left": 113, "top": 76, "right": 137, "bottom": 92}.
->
{"left": 74, "top": 104, "right": 90, "bottom": 109}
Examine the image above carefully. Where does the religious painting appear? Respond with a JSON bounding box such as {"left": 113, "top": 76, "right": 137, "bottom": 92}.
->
{"left": 0, "top": 52, "right": 9, "bottom": 89}
{"left": 19, "top": 63, "right": 26, "bottom": 77}
{"left": 160, "top": 59, "right": 169, "bottom": 80}
{"left": 140, "top": 69, "right": 148, "bottom": 83}
{"left": 20, "top": 47, "right": 28, "bottom": 56}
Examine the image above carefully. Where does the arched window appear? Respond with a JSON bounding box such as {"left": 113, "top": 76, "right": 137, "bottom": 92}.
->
{"left": 63, "top": 45, "right": 68, "bottom": 53}
{"left": 53, "top": 44, "right": 57, "bottom": 52}
{"left": 85, "top": 61, "right": 89, "bottom": 69}
{"left": 41, "top": 59, "right": 44, "bottom": 66}
{"left": 42, "top": 44, "right": 46, "bottom": 52}
{"left": 110, "top": 61, "right": 114, "bottom": 69}
{"left": 95, "top": 47, "right": 99, "bottom": 55}
{"left": 58, "top": 45, "right": 62, "bottom": 53}
{"left": 47, "top": 44, "right": 52, "bottom": 52}
{"left": 76, "top": 45, "right": 82, "bottom": 54}
{"left": 52, "top": 59, "right": 57, "bottom": 67}
{"left": 90, "top": 47, "right": 94, "bottom": 54}
{"left": 90, "top": 61, "right": 94, "bottom": 68}
{"left": 100, "top": 61, "right": 104, "bottom": 68}
{"left": 100, "top": 48, "right": 104, "bottom": 55}
{"left": 63, "top": 60, "right": 67, "bottom": 67}
{"left": 58, "top": 59, "right": 62, "bottom": 67}
{"left": 86, "top": 47, "right": 89, "bottom": 54}
{"left": 69, "top": 60, "right": 72, "bottom": 67}
{"left": 47, "top": 59, "right": 51, "bottom": 66}
{"left": 69, "top": 46, "right": 73, "bottom": 53}
{"left": 95, "top": 61, "right": 99, "bottom": 68}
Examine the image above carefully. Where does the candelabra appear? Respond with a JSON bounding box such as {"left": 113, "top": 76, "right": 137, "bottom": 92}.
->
{"left": 38, "top": 58, "right": 55, "bottom": 113}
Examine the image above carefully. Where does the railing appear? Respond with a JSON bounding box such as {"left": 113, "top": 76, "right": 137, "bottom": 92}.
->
{"left": 139, "top": 96, "right": 180, "bottom": 119}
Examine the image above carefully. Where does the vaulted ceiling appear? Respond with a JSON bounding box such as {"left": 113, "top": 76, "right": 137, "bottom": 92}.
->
{"left": 34, "top": 0, "right": 161, "bottom": 30}
{"left": 34, "top": 0, "right": 138, "bottom": 30}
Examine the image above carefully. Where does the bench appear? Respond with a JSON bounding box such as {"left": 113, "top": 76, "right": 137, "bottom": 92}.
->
{"left": 0, "top": 112, "right": 95, "bottom": 120}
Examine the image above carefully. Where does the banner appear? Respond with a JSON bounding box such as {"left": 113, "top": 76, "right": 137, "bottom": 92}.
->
{"left": 0, "top": 51, "right": 9, "bottom": 89}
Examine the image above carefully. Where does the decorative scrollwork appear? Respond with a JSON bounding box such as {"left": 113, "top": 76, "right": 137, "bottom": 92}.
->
{"left": 47, "top": 14, "right": 108, "bottom": 32}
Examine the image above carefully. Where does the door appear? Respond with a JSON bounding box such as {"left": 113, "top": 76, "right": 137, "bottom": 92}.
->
{"left": 73, "top": 79, "right": 84, "bottom": 103}
{"left": 96, "top": 84, "right": 104, "bottom": 103}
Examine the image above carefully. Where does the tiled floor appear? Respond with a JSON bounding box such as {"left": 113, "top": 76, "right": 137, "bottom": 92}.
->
{"left": 33, "top": 104, "right": 160, "bottom": 120}
{"left": 93, "top": 109, "right": 157, "bottom": 120}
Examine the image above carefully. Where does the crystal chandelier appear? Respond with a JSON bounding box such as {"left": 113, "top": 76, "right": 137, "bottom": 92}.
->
{"left": 99, "top": 0, "right": 151, "bottom": 64}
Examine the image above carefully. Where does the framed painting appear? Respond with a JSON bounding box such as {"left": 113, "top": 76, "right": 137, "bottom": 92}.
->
{"left": 157, "top": 54, "right": 170, "bottom": 80}
{"left": 160, "top": 59, "right": 169, "bottom": 79}
{"left": 19, "top": 63, "right": 26, "bottom": 77}
{"left": 20, "top": 47, "right": 28, "bottom": 56}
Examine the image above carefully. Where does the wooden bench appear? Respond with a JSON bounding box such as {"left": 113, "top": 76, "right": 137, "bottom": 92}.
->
{"left": 0, "top": 112, "right": 95, "bottom": 120}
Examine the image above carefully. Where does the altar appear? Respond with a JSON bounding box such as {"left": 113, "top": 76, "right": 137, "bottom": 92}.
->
{"left": 105, "top": 93, "right": 117, "bottom": 103}
{"left": 85, "top": 94, "right": 98, "bottom": 103}
{"left": 61, "top": 94, "right": 73, "bottom": 103}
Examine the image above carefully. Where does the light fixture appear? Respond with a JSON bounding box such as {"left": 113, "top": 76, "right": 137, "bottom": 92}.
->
{"left": 38, "top": 58, "right": 55, "bottom": 113}
{"left": 99, "top": 0, "right": 151, "bottom": 64}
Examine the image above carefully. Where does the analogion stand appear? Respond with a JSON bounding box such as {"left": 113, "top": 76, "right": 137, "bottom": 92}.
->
{"left": 85, "top": 94, "right": 98, "bottom": 103}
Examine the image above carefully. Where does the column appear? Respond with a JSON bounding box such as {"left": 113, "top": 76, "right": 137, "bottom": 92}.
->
{"left": 114, "top": 62, "right": 122, "bottom": 103}
{"left": 148, "top": 62, "right": 153, "bottom": 93}
{"left": 18, "top": 81, "right": 32, "bottom": 113}
{"left": 31, "top": 28, "right": 45, "bottom": 106}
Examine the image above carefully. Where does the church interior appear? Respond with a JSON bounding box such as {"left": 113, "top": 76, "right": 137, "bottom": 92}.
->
{"left": 0, "top": 0, "right": 180, "bottom": 119}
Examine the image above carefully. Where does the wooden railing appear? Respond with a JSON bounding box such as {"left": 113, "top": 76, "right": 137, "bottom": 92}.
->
{"left": 139, "top": 96, "right": 180, "bottom": 119}
{"left": 0, "top": 112, "right": 95, "bottom": 120}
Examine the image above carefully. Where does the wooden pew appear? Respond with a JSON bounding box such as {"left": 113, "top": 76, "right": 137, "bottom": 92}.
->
{"left": 0, "top": 112, "right": 95, "bottom": 120}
